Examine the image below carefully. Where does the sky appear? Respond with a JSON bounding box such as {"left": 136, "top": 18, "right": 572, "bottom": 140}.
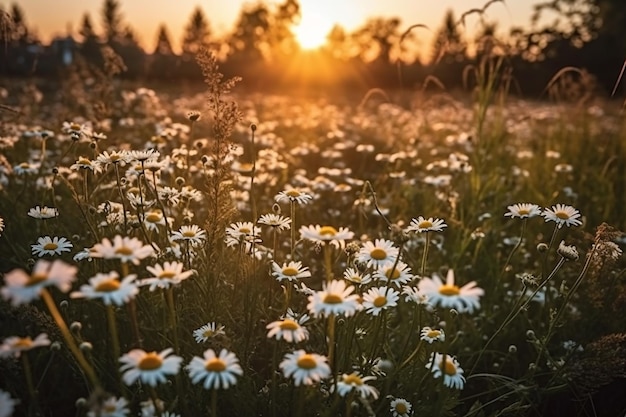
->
{"left": 7, "top": 0, "right": 542, "bottom": 52}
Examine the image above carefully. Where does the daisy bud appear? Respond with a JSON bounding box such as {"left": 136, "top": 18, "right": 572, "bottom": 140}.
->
{"left": 272, "top": 203, "right": 281, "bottom": 214}
{"left": 176, "top": 176, "right": 185, "bottom": 186}
{"left": 80, "top": 342, "right": 93, "bottom": 352}
{"left": 75, "top": 398, "right": 87, "bottom": 408}
{"left": 60, "top": 300, "right": 69, "bottom": 309}
{"left": 51, "top": 342, "right": 62, "bottom": 351}
{"left": 537, "top": 243, "right": 549, "bottom": 253}
{"left": 52, "top": 167, "right": 59, "bottom": 174}
{"left": 508, "top": 345, "right": 517, "bottom": 353}
{"left": 250, "top": 123, "right": 257, "bottom": 132}
{"left": 557, "top": 240, "right": 579, "bottom": 261}
{"left": 526, "top": 330, "right": 536, "bottom": 340}
{"left": 449, "top": 308, "right": 459, "bottom": 317}
{"left": 201, "top": 155, "right": 209, "bottom": 164}
{"left": 89, "top": 142, "right": 96, "bottom": 149}
{"left": 70, "top": 321, "right": 82, "bottom": 332}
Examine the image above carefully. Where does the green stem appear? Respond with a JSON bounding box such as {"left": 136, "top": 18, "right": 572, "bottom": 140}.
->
{"left": 106, "top": 304, "right": 121, "bottom": 365}
{"left": 166, "top": 287, "right": 179, "bottom": 354}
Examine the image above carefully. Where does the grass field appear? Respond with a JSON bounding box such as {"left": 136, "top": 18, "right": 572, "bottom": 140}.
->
{"left": 1, "top": 51, "right": 625, "bottom": 417}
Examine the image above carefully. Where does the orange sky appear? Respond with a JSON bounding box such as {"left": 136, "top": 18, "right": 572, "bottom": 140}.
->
{"left": 8, "top": 0, "right": 541, "bottom": 52}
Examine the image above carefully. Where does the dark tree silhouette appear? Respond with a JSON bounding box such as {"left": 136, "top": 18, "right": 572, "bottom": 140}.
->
{"left": 181, "top": 6, "right": 212, "bottom": 56}
{"left": 101, "top": 0, "right": 123, "bottom": 45}
{"left": 149, "top": 24, "right": 177, "bottom": 79}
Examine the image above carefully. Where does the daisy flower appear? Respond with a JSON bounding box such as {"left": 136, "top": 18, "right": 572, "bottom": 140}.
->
{"left": 266, "top": 310, "right": 310, "bottom": 343}
{"left": 70, "top": 271, "right": 139, "bottom": 306}
{"left": 0, "top": 389, "right": 18, "bottom": 417}
{"left": 390, "top": 397, "right": 412, "bottom": 417}
{"left": 140, "top": 261, "right": 195, "bottom": 291}
{"left": 271, "top": 261, "right": 311, "bottom": 282}
{"left": 362, "top": 286, "right": 399, "bottom": 316}
{"left": 374, "top": 261, "right": 414, "bottom": 286}
{"left": 275, "top": 188, "right": 313, "bottom": 205}
{"left": 89, "top": 235, "right": 155, "bottom": 265}
{"left": 542, "top": 204, "right": 582, "bottom": 228}
{"left": 405, "top": 216, "right": 447, "bottom": 233}
{"left": 418, "top": 269, "right": 484, "bottom": 314}
{"left": 504, "top": 203, "right": 542, "bottom": 219}
{"left": 279, "top": 350, "right": 331, "bottom": 386}
{"left": 225, "top": 221, "right": 256, "bottom": 240}
{"left": 86, "top": 396, "right": 130, "bottom": 417}
{"left": 402, "top": 285, "right": 429, "bottom": 305}
{"left": 300, "top": 225, "right": 354, "bottom": 249}
{"left": 307, "top": 279, "right": 362, "bottom": 318}
{"left": 428, "top": 352, "right": 465, "bottom": 389}
{"left": 1, "top": 259, "right": 77, "bottom": 306}
{"left": 357, "top": 239, "right": 399, "bottom": 269}
{"left": 187, "top": 348, "right": 243, "bottom": 390}
{"left": 257, "top": 213, "right": 291, "bottom": 231}
{"left": 128, "top": 149, "right": 160, "bottom": 163}
{"left": 13, "top": 161, "right": 40, "bottom": 175}
{"left": 27, "top": 206, "right": 59, "bottom": 219}
{"left": 143, "top": 209, "right": 167, "bottom": 231}
{"left": 31, "top": 236, "right": 73, "bottom": 257}
{"left": 70, "top": 156, "right": 101, "bottom": 172}
{"left": 343, "top": 267, "right": 372, "bottom": 285}
{"left": 95, "top": 150, "right": 130, "bottom": 168}
{"left": 119, "top": 348, "right": 183, "bottom": 387}
{"left": 193, "top": 322, "right": 226, "bottom": 343}
{"left": 0, "top": 333, "right": 51, "bottom": 359}
{"left": 420, "top": 327, "right": 445, "bottom": 343}
{"left": 171, "top": 225, "right": 206, "bottom": 246}
{"left": 333, "top": 372, "right": 379, "bottom": 399}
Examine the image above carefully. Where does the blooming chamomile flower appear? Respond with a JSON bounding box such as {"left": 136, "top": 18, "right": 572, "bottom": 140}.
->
{"left": 266, "top": 310, "right": 310, "bottom": 343}
{"left": 193, "top": 322, "right": 226, "bottom": 343}
{"left": 300, "top": 225, "right": 354, "bottom": 249}
{"left": 140, "top": 261, "right": 195, "bottom": 291}
{"left": 402, "top": 285, "right": 429, "bottom": 305}
{"left": 27, "top": 206, "right": 59, "bottom": 219}
{"left": 119, "top": 348, "right": 183, "bottom": 387}
{"left": 71, "top": 271, "right": 139, "bottom": 306}
{"left": 405, "top": 216, "right": 447, "bottom": 233}
{"left": 257, "top": 213, "right": 291, "bottom": 231}
{"left": 542, "top": 204, "right": 582, "bottom": 228}
{"left": 307, "top": 279, "right": 361, "bottom": 318}
{"left": 279, "top": 350, "right": 330, "bottom": 386}
{"left": 271, "top": 261, "right": 311, "bottom": 282}
{"left": 31, "top": 236, "right": 73, "bottom": 257}
{"left": 362, "top": 286, "right": 399, "bottom": 316}
{"left": 89, "top": 235, "right": 154, "bottom": 265}
{"left": 0, "top": 333, "right": 51, "bottom": 358}
{"left": 374, "top": 261, "right": 414, "bottom": 286}
{"left": 1, "top": 259, "right": 77, "bottom": 306}
{"left": 333, "top": 372, "right": 379, "bottom": 399}
{"left": 428, "top": 352, "right": 465, "bottom": 389}
{"left": 504, "top": 203, "right": 542, "bottom": 219}
{"left": 418, "top": 269, "right": 484, "bottom": 314}
{"left": 275, "top": 188, "right": 313, "bottom": 205}
{"left": 86, "top": 396, "right": 130, "bottom": 417}
{"left": 357, "top": 239, "right": 399, "bottom": 268}
{"left": 187, "top": 348, "right": 243, "bottom": 390}
{"left": 343, "top": 267, "right": 372, "bottom": 285}
{"left": 171, "top": 225, "right": 207, "bottom": 246}
{"left": 390, "top": 397, "right": 412, "bottom": 417}
{"left": 420, "top": 327, "right": 445, "bottom": 343}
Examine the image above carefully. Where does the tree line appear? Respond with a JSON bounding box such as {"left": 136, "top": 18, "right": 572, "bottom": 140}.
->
{"left": 1, "top": 0, "right": 625, "bottom": 97}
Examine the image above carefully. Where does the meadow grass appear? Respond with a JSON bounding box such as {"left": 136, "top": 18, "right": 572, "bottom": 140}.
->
{"left": 0, "top": 50, "right": 625, "bottom": 417}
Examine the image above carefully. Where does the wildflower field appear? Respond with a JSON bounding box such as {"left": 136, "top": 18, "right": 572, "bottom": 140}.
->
{"left": 1, "top": 50, "right": 626, "bottom": 417}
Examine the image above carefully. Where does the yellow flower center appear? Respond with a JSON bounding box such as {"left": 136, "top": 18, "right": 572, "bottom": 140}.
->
{"left": 323, "top": 293, "right": 343, "bottom": 304}
{"left": 370, "top": 248, "right": 388, "bottom": 260}
{"left": 281, "top": 267, "right": 299, "bottom": 276}
{"left": 70, "top": 123, "right": 81, "bottom": 131}
{"left": 14, "top": 338, "right": 33, "bottom": 348}
{"left": 205, "top": 358, "right": 226, "bottom": 372}
{"left": 518, "top": 208, "right": 529, "bottom": 215}
{"left": 158, "top": 271, "right": 177, "bottom": 279}
{"left": 43, "top": 242, "right": 58, "bottom": 251}
{"left": 439, "top": 284, "right": 460, "bottom": 296}
{"left": 419, "top": 220, "right": 433, "bottom": 229}
{"left": 183, "top": 230, "right": 196, "bottom": 237}
{"left": 556, "top": 211, "right": 570, "bottom": 220}
{"left": 385, "top": 268, "right": 401, "bottom": 280}
{"left": 95, "top": 279, "right": 121, "bottom": 292}
{"left": 104, "top": 404, "right": 117, "bottom": 413}
{"left": 319, "top": 226, "right": 337, "bottom": 236}
{"left": 20, "top": 162, "right": 30, "bottom": 169}
{"left": 342, "top": 373, "right": 363, "bottom": 385}
{"left": 395, "top": 403, "right": 408, "bottom": 414}
{"left": 239, "top": 227, "right": 251, "bottom": 234}
{"left": 279, "top": 319, "right": 299, "bottom": 330}
{"left": 138, "top": 352, "right": 163, "bottom": 370}
{"left": 114, "top": 246, "right": 133, "bottom": 256}
{"left": 203, "top": 330, "right": 215, "bottom": 338}
{"left": 296, "top": 354, "right": 317, "bottom": 369}
{"left": 427, "top": 330, "right": 441, "bottom": 339}
{"left": 145, "top": 212, "right": 162, "bottom": 222}
{"left": 27, "top": 272, "right": 48, "bottom": 286}
{"left": 373, "top": 295, "right": 387, "bottom": 308}
{"left": 110, "top": 154, "right": 121, "bottom": 162}
{"left": 441, "top": 358, "right": 457, "bottom": 376}
{"left": 78, "top": 157, "right": 91, "bottom": 165}
{"left": 286, "top": 189, "right": 301, "bottom": 197}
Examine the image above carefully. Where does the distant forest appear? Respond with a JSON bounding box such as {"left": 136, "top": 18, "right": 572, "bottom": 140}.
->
{"left": 1, "top": 0, "right": 625, "bottom": 97}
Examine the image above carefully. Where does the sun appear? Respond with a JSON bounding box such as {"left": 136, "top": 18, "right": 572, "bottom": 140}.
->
{"left": 293, "top": 10, "right": 335, "bottom": 50}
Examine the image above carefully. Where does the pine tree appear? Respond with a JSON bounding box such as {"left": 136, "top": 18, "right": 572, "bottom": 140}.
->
{"left": 101, "top": 0, "right": 123, "bottom": 44}
{"left": 181, "top": 7, "right": 211, "bottom": 56}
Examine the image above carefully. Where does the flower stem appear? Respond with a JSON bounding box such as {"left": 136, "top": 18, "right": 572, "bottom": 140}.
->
{"left": 165, "top": 287, "right": 179, "bottom": 353}
{"left": 106, "top": 304, "right": 121, "bottom": 366}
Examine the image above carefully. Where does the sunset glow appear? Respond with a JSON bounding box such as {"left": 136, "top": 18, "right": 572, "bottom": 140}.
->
{"left": 293, "top": 9, "right": 335, "bottom": 50}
